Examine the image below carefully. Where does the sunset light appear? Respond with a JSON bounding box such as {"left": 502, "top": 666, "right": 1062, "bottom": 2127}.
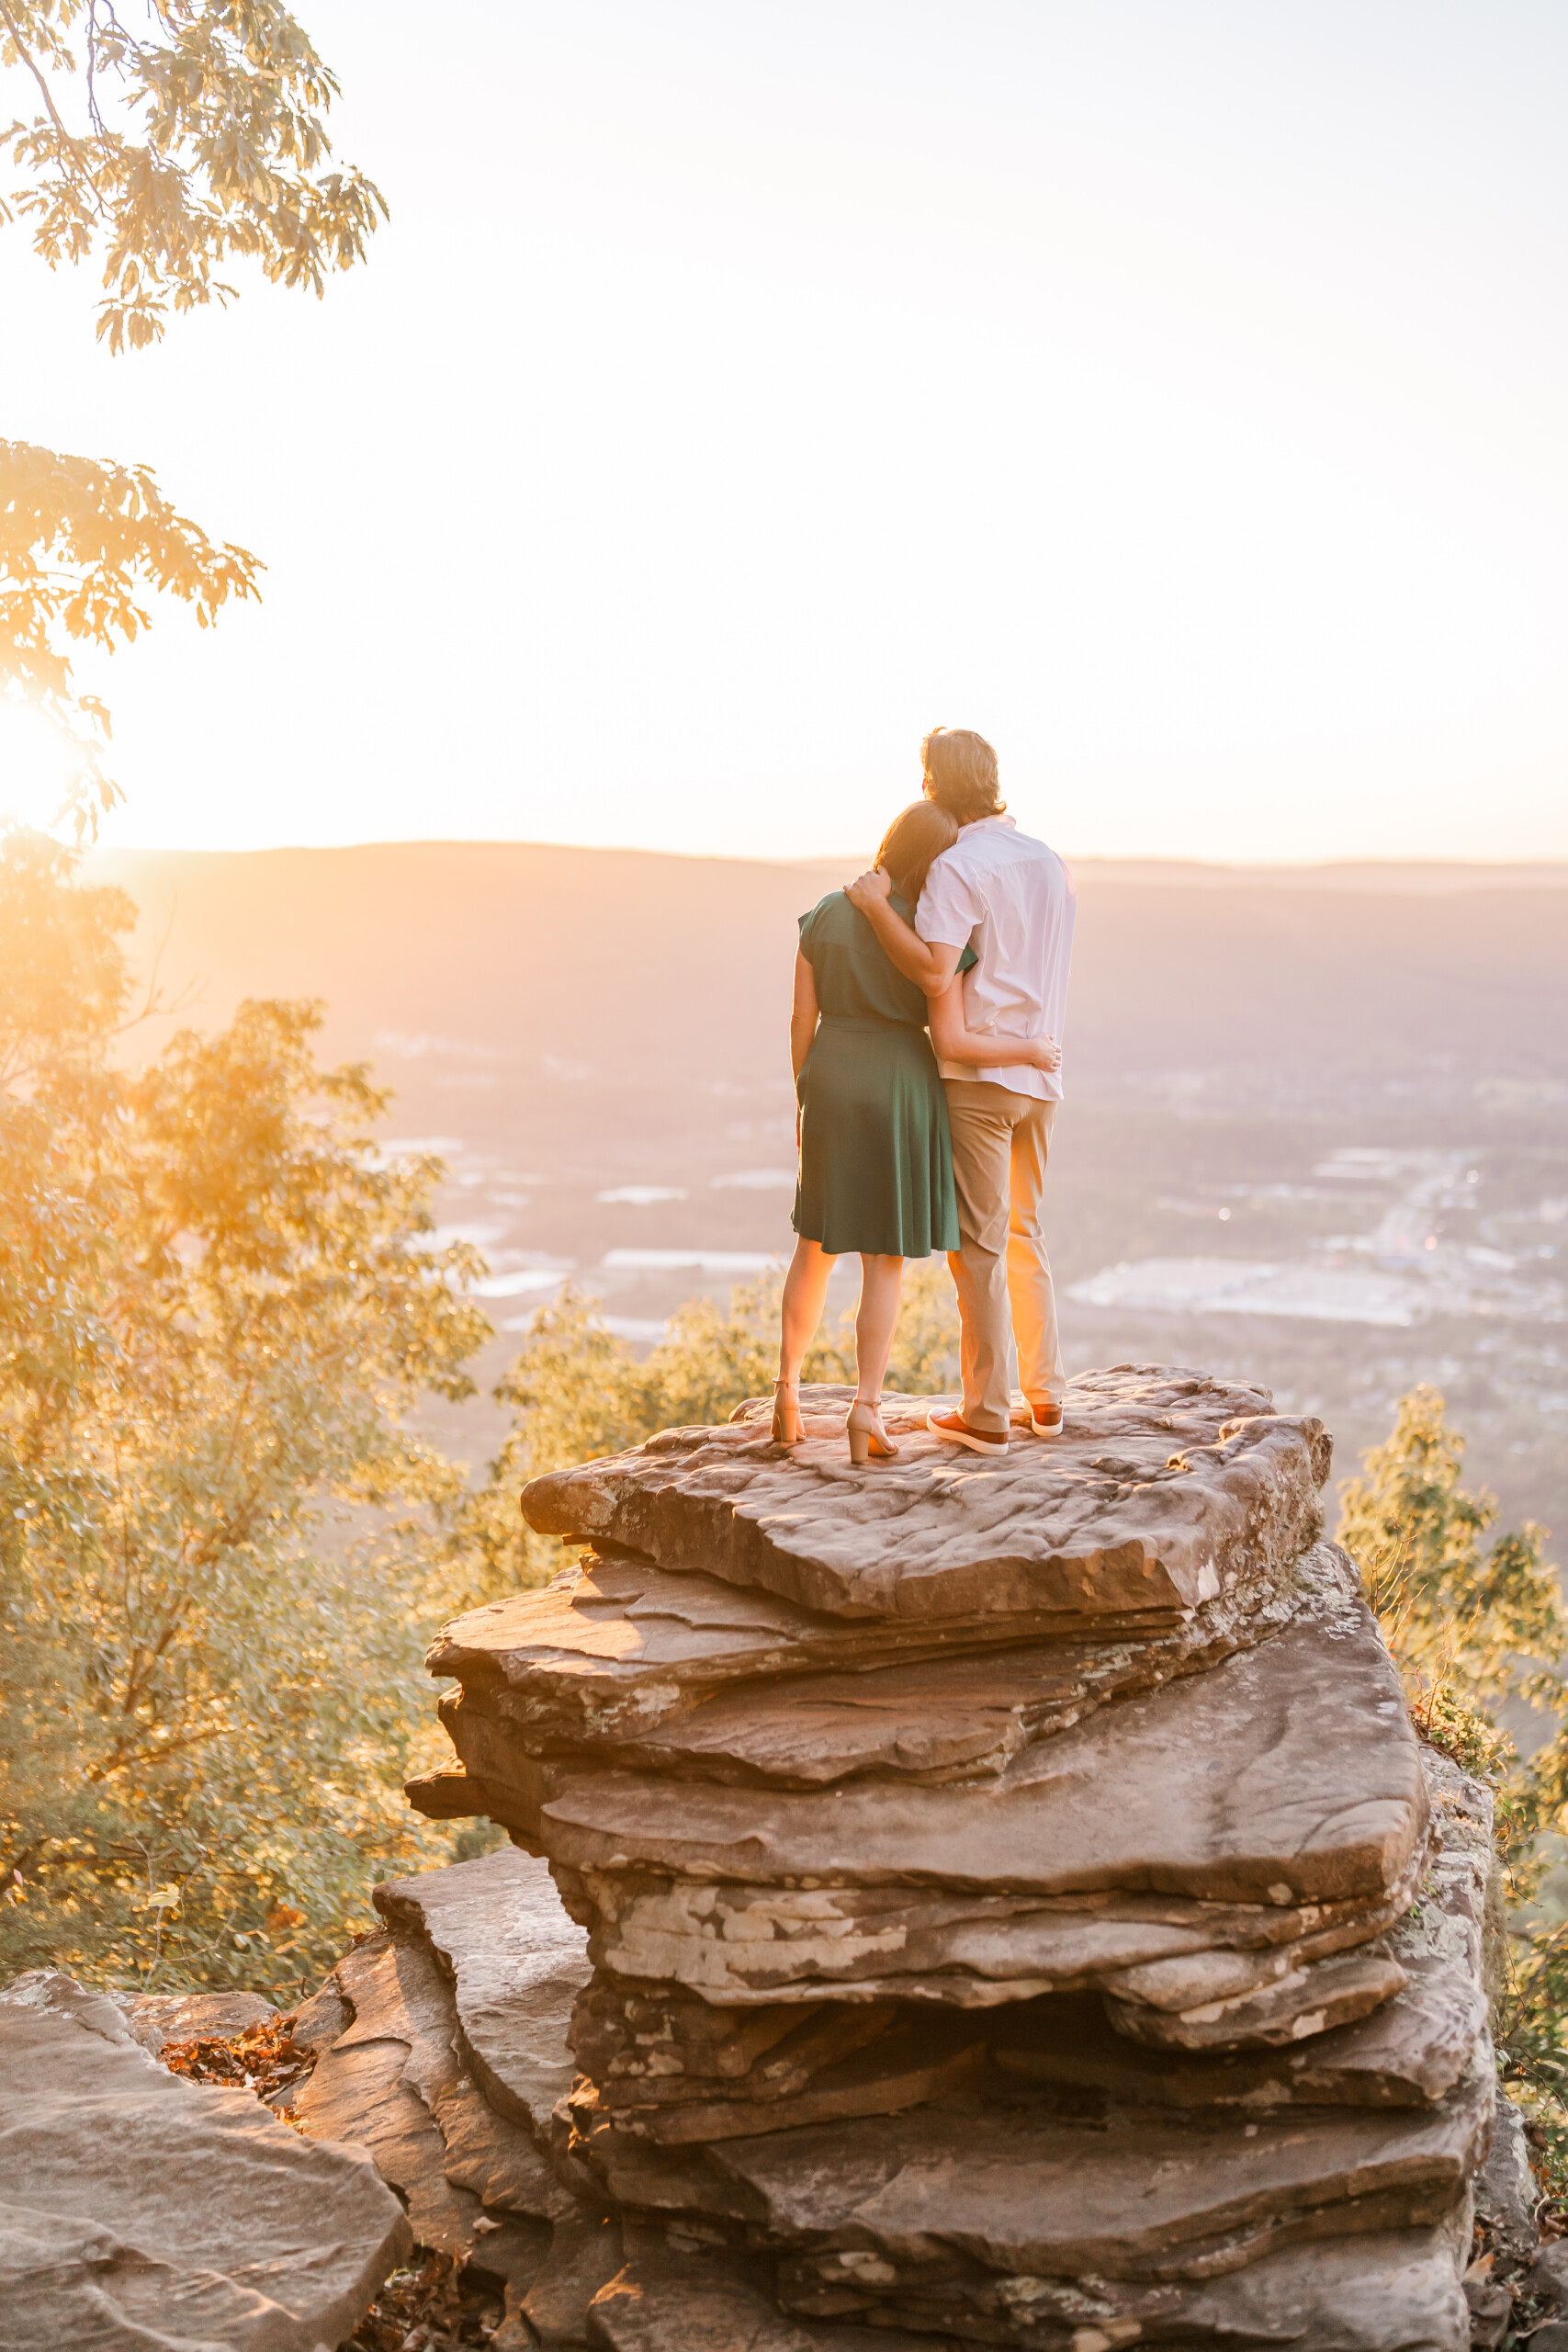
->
{"left": 0, "top": 702, "right": 81, "bottom": 835}
{"left": 5, "top": 7, "right": 1567, "bottom": 2333}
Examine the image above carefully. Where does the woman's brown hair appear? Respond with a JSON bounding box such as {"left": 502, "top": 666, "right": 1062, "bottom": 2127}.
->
{"left": 875, "top": 800, "right": 959, "bottom": 909}
{"left": 920, "top": 725, "right": 1004, "bottom": 823}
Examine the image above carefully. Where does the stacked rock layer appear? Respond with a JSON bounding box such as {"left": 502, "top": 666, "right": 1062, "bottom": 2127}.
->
{"left": 411, "top": 1366, "right": 1497, "bottom": 2351}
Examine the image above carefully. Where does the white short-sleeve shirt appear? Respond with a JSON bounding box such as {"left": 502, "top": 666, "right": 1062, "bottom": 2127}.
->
{"left": 915, "top": 815, "right": 1077, "bottom": 1102}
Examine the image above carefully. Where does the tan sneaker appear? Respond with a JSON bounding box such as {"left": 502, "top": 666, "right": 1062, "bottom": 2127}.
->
{"left": 1028, "top": 1402, "right": 1065, "bottom": 1439}
{"left": 927, "top": 1408, "right": 1009, "bottom": 1456}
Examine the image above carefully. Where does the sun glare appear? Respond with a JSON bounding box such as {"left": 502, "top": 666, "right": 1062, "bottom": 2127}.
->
{"left": 0, "top": 702, "right": 82, "bottom": 833}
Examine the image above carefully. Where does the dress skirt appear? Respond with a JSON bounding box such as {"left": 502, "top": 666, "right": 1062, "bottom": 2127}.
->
{"left": 793, "top": 1014, "right": 962, "bottom": 1258}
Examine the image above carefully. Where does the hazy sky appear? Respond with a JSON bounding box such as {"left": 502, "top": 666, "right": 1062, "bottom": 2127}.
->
{"left": 6, "top": 0, "right": 1568, "bottom": 861}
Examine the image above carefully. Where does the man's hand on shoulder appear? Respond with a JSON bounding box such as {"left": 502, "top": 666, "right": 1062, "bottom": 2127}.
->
{"left": 845, "top": 866, "right": 893, "bottom": 913}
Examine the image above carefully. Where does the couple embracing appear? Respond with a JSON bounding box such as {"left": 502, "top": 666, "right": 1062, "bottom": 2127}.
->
{"left": 775, "top": 726, "right": 1077, "bottom": 1464}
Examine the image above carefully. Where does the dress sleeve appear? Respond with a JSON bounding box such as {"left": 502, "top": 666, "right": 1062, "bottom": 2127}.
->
{"left": 957, "top": 941, "right": 978, "bottom": 974}
{"left": 797, "top": 904, "right": 818, "bottom": 963}
{"left": 916, "top": 857, "right": 980, "bottom": 950}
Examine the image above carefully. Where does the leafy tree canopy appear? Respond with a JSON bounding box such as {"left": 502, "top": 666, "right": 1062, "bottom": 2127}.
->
{"left": 1, "top": 0, "right": 381, "bottom": 828}
{"left": 0, "top": 833, "right": 491, "bottom": 1996}
{"left": 1, "top": 0, "right": 386, "bottom": 352}
{"left": 1341, "top": 1385, "right": 1568, "bottom": 2185}
{"left": 1, "top": 437, "right": 261, "bottom": 829}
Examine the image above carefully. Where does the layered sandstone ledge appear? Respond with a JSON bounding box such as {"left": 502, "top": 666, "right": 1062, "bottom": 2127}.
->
{"left": 386, "top": 1364, "right": 1498, "bottom": 2349}
{"left": 0, "top": 1368, "right": 1513, "bottom": 2349}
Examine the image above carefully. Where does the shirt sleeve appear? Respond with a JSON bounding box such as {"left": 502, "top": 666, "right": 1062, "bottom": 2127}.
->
{"left": 916, "top": 857, "right": 981, "bottom": 950}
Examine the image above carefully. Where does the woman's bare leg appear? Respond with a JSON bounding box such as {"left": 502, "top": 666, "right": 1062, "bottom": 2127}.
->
{"left": 779, "top": 1237, "right": 836, "bottom": 1384}
{"left": 854, "top": 1254, "right": 905, "bottom": 1403}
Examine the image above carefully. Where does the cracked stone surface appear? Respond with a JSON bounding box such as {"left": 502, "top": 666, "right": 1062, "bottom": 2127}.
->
{"left": 374, "top": 1845, "right": 591, "bottom": 2141}
{"left": 293, "top": 1928, "right": 574, "bottom": 2254}
{"left": 521, "top": 1368, "right": 1329, "bottom": 1623}
{"left": 588, "top": 2225, "right": 958, "bottom": 2350}
{"left": 778, "top": 2218, "right": 1472, "bottom": 2349}
{"left": 422, "top": 1532, "right": 1295, "bottom": 1768}
{"left": 587, "top": 2219, "right": 1469, "bottom": 2349}
{"left": 398, "top": 1374, "right": 1490, "bottom": 2340}
{"left": 524, "top": 1561, "right": 1427, "bottom": 2015}
{"left": 423, "top": 1555, "right": 1309, "bottom": 1812}
{"left": 0, "top": 1969, "right": 408, "bottom": 2352}
{"left": 581, "top": 2063, "right": 1489, "bottom": 2283}
{"left": 116, "top": 1987, "right": 279, "bottom": 2055}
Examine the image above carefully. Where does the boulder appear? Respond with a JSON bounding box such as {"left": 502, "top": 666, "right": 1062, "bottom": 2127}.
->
{"left": 421, "top": 1532, "right": 1303, "bottom": 1782}
{"left": 373, "top": 1843, "right": 591, "bottom": 2139}
{"left": 575, "top": 2007, "right": 988, "bottom": 2145}
{"left": 117, "top": 1986, "right": 279, "bottom": 2055}
{"left": 529, "top": 1561, "right": 1426, "bottom": 2025}
{"left": 586, "top": 2219, "right": 1469, "bottom": 2349}
{"left": 520, "top": 1369, "right": 1329, "bottom": 1624}
{"left": 403, "top": 1368, "right": 1493, "bottom": 2346}
{"left": 1473, "top": 2082, "right": 1539, "bottom": 2252}
{"left": 780, "top": 2219, "right": 1472, "bottom": 2349}
{"left": 529, "top": 1562, "right": 1420, "bottom": 1912}
{"left": 0, "top": 1969, "right": 408, "bottom": 2351}
{"left": 587, "top": 2226, "right": 956, "bottom": 2350}
{"left": 581, "top": 2064, "right": 1490, "bottom": 2286}
{"left": 293, "top": 1928, "right": 573, "bottom": 2251}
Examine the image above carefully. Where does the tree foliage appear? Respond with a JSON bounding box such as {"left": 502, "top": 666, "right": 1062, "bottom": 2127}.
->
{"left": 1, "top": 0, "right": 386, "bottom": 351}
{"left": 1345, "top": 1385, "right": 1568, "bottom": 1723}
{"left": 1342, "top": 1386, "right": 1568, "bottom": 2187}
{"left": 0, "top": 834, "right": 491, "bottom": 1996}
{"left": 1, "top": 0, "right": 380, "bottom": 825}
{"left": 1, "top": 437, "right": 261, "bottom": 827}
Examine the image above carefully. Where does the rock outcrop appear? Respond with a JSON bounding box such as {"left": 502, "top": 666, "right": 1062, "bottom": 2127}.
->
{"left": 392, "top": 1365, "right": 1495, "bottom": 2348}
{"left": 0, "top": 1968, "right": 409, "bottom": 2352}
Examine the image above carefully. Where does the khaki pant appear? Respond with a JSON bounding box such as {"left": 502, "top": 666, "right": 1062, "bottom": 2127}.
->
{"left": 944, "top": 1080, "right": 1064, "bottom": 1435}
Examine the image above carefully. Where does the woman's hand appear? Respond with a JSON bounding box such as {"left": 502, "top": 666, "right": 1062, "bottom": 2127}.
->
{"left": 1026, "top": 1035, "right": 1061, "bottom": 1072}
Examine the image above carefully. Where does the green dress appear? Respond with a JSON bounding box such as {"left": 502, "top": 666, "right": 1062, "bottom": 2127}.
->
{"left": 793, "top": 890, "right": 973, "bottom": 1258}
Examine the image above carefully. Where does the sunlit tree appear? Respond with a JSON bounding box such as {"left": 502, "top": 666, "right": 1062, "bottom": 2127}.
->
{"left": 0, "top": 834, "right": 489, "bottom": 1995}
{"left": 1, "top": 0, "right": 384, "bottom": 825}
{"left": 1342, "top": 1386, "right": 1568, "bottom": 2184}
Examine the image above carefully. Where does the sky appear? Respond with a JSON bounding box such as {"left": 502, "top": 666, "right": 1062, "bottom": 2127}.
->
{"left": 6, "top": 0, "right": 1568, "bottom": 863}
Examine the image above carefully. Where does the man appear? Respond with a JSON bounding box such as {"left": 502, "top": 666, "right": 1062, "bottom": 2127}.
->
{"left": 847, "top": 726, "right": 1076, "bottom": 1455}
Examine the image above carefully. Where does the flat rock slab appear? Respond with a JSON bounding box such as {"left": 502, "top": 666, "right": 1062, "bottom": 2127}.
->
{"left": 572, "top": 1980, "right": 899, "bottom": 2104}
{"left": 521, "top": 1367, "right": 1330, "bottom": 1623}
{"left": 996, "top": 1956, "right": 1484, "bottom": 2111}
{"left": 374, "top": 1845, "right": 591, "bottom": 2139}
{"left": 533, "top": 1568, "right": 1426, "bottom": 2010}
{"left": 781, "top": 2220, "right": 1471, "bottom": 2349}
{"left": 430, "top": 1550, "right": 1310, "bottom": 1800}
{"left": 294, "top": 1928, "right": 573, "bottom": 2251}
{"left": 118, "top": 1987, "right": 279, "bottom": 2055}
{"left": 589, "top": 2226, "right": 958, "bottom": 2351}
{"left": 586, "top": 2065, "right": 1489, "bottom": 2288}
{"left": 579, "top": 2009, "right": 989, "bottom": 2146}
{"left": 0, "top": 1969, "right": 408, "bottom": 2352}
{"left": 423, "top": 1546, "right": 1223, "bottom": 1764}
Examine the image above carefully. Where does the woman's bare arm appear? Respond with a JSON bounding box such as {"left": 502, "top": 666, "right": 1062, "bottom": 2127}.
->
{"left": 790, "top": 950, "right": 820, "bottom": 1081}
{"left": 929, "top": 978, "right": 1060, "bottom": 1071}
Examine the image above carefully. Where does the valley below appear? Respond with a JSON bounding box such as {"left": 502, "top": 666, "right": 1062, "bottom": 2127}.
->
{"left": 90, "top": 840, "right": 1568, "bottom": 1543}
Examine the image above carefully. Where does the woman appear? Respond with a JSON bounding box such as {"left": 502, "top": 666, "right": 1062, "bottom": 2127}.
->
{"left": 777, "top": 800, "right": 1059, "bottom": 1463}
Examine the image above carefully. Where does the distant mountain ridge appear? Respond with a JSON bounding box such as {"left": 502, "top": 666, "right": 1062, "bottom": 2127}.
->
{"left": 83, "top": 841, "right": 1568, "bottom": 1133}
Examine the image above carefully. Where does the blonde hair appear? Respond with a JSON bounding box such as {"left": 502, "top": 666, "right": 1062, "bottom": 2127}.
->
{"left": 920, "top": 726, "right": 1004, "bottom": 823}
{"left": 875, "top": 800, "right": 959, "bottom": 908}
